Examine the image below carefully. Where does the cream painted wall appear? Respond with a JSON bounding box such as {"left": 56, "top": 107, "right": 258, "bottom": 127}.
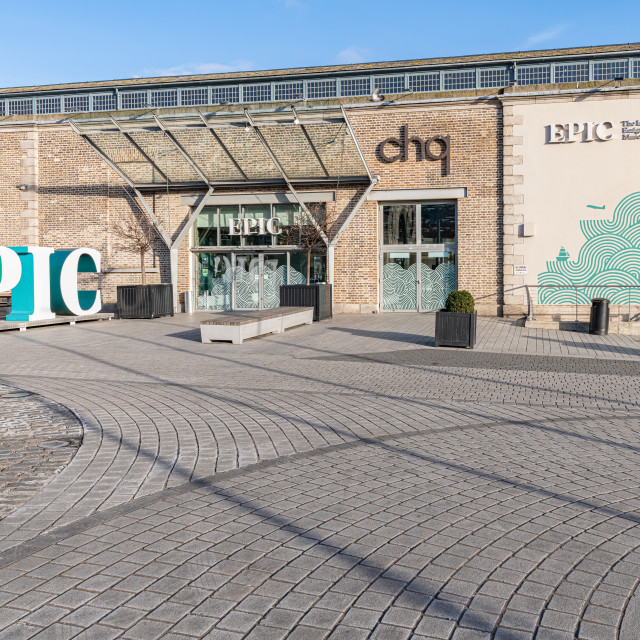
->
{"left": 512, "top": 93, "right": 640, "bottom": 283}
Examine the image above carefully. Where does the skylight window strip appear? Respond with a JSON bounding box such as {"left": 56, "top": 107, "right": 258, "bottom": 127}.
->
{"left": 517, "top": 65, "right": 551, "bottom": 85}
{"left": 593, "top": 60, "right": 628, "bottom": 80}
{"left": 211, "top": 86, "right": 239, "bottom": 104}
{"left": 443, "top": 70, "right": 475, "bottom": 91}
{"left": 243, "top": 84, "right": 271, "bottom": 103}
{"left": 340, "top": 77, "right": 370, "bottom": 97}
{"left": 151, "top": 89, "right": 178, "bottom": 108}
{"left": 8, "top": 99, "right": 33, "bottom": 116}
{"left": 479, "top": 68, "right": 509, "bottom": 88}
{"left": 64, "top": 96, "right": 90, "bottom": 113}
{"left": 274, "top": 82, "right": 304, "bottom": 101}
{"left": 307, "top": 79, "right": 337, "bottom": 98}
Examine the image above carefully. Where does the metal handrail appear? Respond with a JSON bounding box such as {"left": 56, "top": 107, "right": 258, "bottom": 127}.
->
{"left": 524, "top": 284, "right": 640, "bottom": 322}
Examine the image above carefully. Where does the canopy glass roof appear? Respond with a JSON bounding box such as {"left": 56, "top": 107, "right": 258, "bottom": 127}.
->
{"left": 70, "top": 107, "right": 371, "bottom": 190}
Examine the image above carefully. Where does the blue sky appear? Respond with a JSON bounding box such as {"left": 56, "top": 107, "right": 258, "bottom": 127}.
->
{"left": 1, "top": 0, "right": 636, "bottom": 88}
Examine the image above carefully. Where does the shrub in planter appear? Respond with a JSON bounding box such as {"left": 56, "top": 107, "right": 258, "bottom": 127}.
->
{"left": 435, "top": 290, "right": 477, "bottom": 348}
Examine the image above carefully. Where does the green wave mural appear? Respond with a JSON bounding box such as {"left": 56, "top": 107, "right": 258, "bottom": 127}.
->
{"left": 538, "top": 191, "right": 640, "bottom": 304}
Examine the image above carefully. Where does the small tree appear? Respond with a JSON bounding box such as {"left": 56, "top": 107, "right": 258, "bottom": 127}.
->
{"left": 281, "top": 204, "right": 330, "bottom": 283}
{"left": 111, "top": 211, "right": 157, "bottom": 285}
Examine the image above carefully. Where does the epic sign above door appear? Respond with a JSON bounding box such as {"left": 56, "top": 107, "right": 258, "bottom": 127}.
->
{"left": 0, "top": 246, "right": 101, "bottom": 322}
{"left": 228, "top": 217, "right": 283, "bottom": 236}
{"left": 378, "top": 125, "right": 451, "bottom": 174}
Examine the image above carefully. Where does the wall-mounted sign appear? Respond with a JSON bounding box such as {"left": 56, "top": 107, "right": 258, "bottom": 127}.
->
{"left": 547, "top": 122, "right": 613, "bottom": 143}
{"left": 228, "top": 217, "right": 282, "bottom": 236}
{"left": 514, "top": 264, "right": 528, "bottom": 275}
{"left": 0, "top": 246, "right": 101, "bottom": 322}
{"left": 378, "top": 125, "right": 451, "bottom": 174}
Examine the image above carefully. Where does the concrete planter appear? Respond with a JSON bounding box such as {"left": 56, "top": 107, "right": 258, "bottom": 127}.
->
{"left": 117, "top": 284, "right": 174, "bottom": 319}
{"left": 280, "top": 284, "right": 332, "bottom": 322}
{"left": 435, "top": 310, "right": 477, "bottom": 348}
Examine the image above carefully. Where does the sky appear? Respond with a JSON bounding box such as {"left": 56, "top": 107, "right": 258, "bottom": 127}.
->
{"left": 0, "top": 0, "right": 637, "bottom": 88}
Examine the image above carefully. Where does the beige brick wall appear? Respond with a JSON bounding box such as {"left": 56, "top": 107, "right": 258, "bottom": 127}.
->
{"left": 0, "top": 101, "right": 502, "bottom": 315}
{"left": 345, "top": 103, "right": 503, "bottom": 314}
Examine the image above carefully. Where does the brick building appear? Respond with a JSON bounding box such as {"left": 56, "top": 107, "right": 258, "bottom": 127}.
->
{"left": 1, "top": 43, "right": 640, "bottom": 318}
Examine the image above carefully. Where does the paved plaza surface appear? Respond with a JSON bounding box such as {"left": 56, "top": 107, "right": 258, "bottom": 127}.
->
{"left": 1, "top": 313, "right": 640, "bottom": 639}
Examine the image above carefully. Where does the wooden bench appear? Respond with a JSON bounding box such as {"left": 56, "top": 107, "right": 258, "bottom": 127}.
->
{"left": 200, "top": 307, "right": 314, "bottom": 344}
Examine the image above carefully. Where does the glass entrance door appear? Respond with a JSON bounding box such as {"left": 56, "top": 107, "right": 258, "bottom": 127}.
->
{"left": 381, "top": 201, "right": 457, "bottom": 312}
{"left": 263, "top": 254, "right": 287, "bottom": 308}
{"left": 382, "top": 253, "right": 418, "bottom": 310}
{"left": 234, "top": 254, "right": 260, "bottom": 309}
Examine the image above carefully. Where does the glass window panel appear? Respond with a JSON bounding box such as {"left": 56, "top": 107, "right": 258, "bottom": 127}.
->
{"left": 211, "top": 86, "right": 239, "bottom": 104}
{"left": 289, "top": 252, "right": 308, "bottom": 285}
{"left": 634, "top": 60, "right": 640, "bottom": 78}
{"left": 64, "top": 96, "right": 90, "bottom": 113}
{"left": 593, "top": 60, "right": 628, "bottom": 80}
{"left": 554, "top": 63, "right": 589, "bottom": 83}
{"left": 243, "top": 84, "right": 270, "bottom": 102}
{"left": 234, "top": 254, "right": 260, "bottom": 308}
{"left": 421, "top": 203, "right": 456, "bottom": 244}
{"left": 195, "top": 208, "right": 218, "bottom": 246}
{"left": 181, "top": 88, "right": 208, "bottom": 106}
{"left": 307, "top": 80, "right": 337, "bottom": 98}
{"left": 382, "top": 253, "right": 417, "bottom": 310}
{"left": 408, "top": 73, "right": 439, "bottom": 92}
{"left": 8, "top": 99, "right": 33, "bottom": 116}
{"left": 309, "top": 253, "right": 327, "bottom": 283}
{"left": 151, "top": 90, "right": 178, "bottom": 108}
{"left": 36, "top": 97, "right": 61, "bottom": 114}
{"left": 479, "top": 68, "right": 508, "bottom": 88}
{"left": 0, "top": 101, "right": 5, "bottom": 116}
{"left": 340, "top": 77, "right": 370, "bottom": 97}
{"left": 219, "top": 205, "right": 241, "bottom": 247}
{"left": 274, "top": 82, "right": 304, "bottom": 101}
{"left": 197, "top": 252, "right": 232, "bottom": 310}
{"left": 517, "top": 66, "right": 551, "bottom": 85}
{"left": 443, "top": 71, "right": 475, "bottom": 90}
{"left": 383, "top": 205, "right": 416, "bottom": 245}
{"left": 273, "top": 204, "right": 299, "bottom": 246}
{"left": 93, "top": 94, "right": 117, "bottom": 111}
{"left": 243, "top": 204, "right": 271, "bottom": 246}
{"left": 263, "top": 253, "right": 288, "bottom": 308}
{"left": 421, "top": 251, "right": 456, "bottom": 311}
{"left": 374, "top": 76, "right": 405, "bottom": 94}
{"left": 122, "top": 92, "right": 148, "bottom": 109}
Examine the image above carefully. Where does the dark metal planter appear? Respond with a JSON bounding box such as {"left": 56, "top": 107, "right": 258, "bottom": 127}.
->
{"left": 435, "top": 310, "right": 477, "bottom": 348}
{"left": 280, "top": 284, "right": 332, "bottom": 322}
{"left": 117, "top": 284, "right": 174, "bottom": 319}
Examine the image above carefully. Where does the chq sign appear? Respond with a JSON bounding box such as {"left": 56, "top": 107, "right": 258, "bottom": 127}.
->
{"left": 378, "top": 125, "right": 451, "bottom": 174}
{"left": 0, "top": 246, "right": 101, "bottom": 322}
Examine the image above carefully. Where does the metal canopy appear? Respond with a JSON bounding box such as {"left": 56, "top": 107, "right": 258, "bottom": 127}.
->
{"left": 69, "top": 107, "right": 371, "bottom": 190}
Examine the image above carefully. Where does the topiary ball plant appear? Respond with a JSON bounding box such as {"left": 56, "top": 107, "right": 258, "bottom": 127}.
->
{"left": 445, "top": 290, "right": 475, "bottom": 313}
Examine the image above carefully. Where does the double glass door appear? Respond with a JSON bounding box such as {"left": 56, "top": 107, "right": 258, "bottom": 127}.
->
{"left": 381, "top": 202, "right": 457, "bottom": 311}
{"left": 197, "top": 252, "right": 305, "bottom": 311}
{"left": 234, "top": 253, "right": 288, "bottom": 309}
{"left": 382, "top": 251, "right": 456, "bottom": 311}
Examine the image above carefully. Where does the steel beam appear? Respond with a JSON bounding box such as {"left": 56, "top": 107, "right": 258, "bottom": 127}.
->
{"left": 198, "top": 113, "right": 249, "bottom": 180}
{"left": 68, "top": 119, "right": 172, "bottom": 248}
{"left": 293, "top": 108, "right": 330, "bottom": 179}
{"left": 153, "top": 115, "right": 212, "bottom": 186}
{"left": 340, "top": 105, "right": 373, "bottom": 181}
{"left": 109, "top": 117, "right": 170, "bottom": 183}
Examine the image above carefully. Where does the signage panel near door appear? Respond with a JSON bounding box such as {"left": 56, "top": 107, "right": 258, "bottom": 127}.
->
{"left": 228, "top": 217, "right": 282, "bottom": 236}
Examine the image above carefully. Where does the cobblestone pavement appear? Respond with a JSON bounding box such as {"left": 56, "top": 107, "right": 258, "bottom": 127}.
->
{"left": 0, "top": 313, "right": 639, "bottom": 638}
{"left": 0, "top": 385, "right": 82, "bottom": 518}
